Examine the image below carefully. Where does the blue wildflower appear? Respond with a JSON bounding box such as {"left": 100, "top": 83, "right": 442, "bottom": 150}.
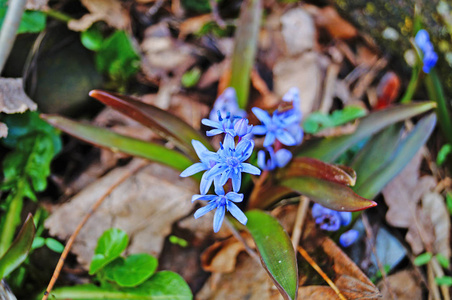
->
{"left": 192, "top": 184, "right": 247, "bottom": 232}
{"left": 209, "top": 88, "right": 246, "bottom": 121}
{"left": 311, "top": 203, "right": 352, "bottom": 232}
{"left": 205, "top": 135, "right": 261, "bottom": 192}
{"left": 414, "top": 29, "right": 438, "bottom": 74}
{"left": 257, "top": 147, "right": 292, "bottom": 171}
{"left": 202, "top": 112, "right": 237, "bottom": 137}
{"left": 252, "top": 107, "right": 298, "bottom": 147}
{"left": 234, "top": 118, "right": 253, "bottom": 138}
{"left": 339, "top": 229, "right": 359, "bottom": 247}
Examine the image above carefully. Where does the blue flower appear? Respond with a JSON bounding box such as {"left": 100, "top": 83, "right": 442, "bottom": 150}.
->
{"left": 234, "top": 118, "right": 253, "bottom": 138}
{"left": 192, "top": 185, "right": 247, "bottom": 232}
{"left": 414, "top": 29, "right": 438, "bottom": 74}
{"left": 252, "top": 107, "right": 299, "bottom": 147}
{"left": 312, "top": 203, "right": 352, "bottom": 232}
{"left": 257, "top": 147, "right": 292, "bottom": 171}
{"left": 205, "top": 135, "right": 261, "bottom": 192}
{"left": 339, "top": 229, "right": 359, "bottom": 247}
{"left": 209, "top": 88, "right": 246, "bottom": 122}
{"left": 202, "top": 112, "right": 237, "bottom": 137}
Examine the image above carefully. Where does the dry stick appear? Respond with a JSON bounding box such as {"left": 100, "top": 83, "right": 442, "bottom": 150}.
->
{"left": 225, "top": 219, "right": 260, "bottom": 264}
{"left": 42, "top": 160, "right": 147, "bottom": 300}
{"left": 297, "top": 246, "right": 348, "bottom": 300}
{"left": 291, "top": 196, "right": 309, "bottom": 249}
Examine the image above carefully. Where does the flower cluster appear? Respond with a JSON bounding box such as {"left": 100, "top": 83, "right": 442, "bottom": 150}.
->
{"left": 253, "top": 87, "right": 303, "bottom": 171}
{"left": 414, "top": 29, "right": 438, "bottom": 74}
{"left": 180, "top": 89, "right": 260, "bottom": 232}
{"left": 312, "top": 203, "right": 359, "bottom": 247}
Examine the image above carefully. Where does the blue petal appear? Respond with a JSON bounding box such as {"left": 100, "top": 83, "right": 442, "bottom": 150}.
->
{"left": 180, "top": 163, "right": 207, "bottom": 177}
{"left": 223, "top": 134, "right": 235, "bottom": 151}
{"left": 213, "top": 205, "right": 226, "bottom": 232}
{"left": 257, "top": 150, "right": 266, "bottom": 170}
{"left": 241, "top": 163, "right": 261, "bottom": 175}
{"left": 275, "top": 130, "right": 297, "bottom": 146}
{"left": 252, "top": 125, "right": 268, "bottom": 135}
{"left": 236, "top": 139, "right": 254, "bottom": 159}
{"left": 263, "top": 131, "right": 276, "bottom": 147}
{"left": 227, "top": 202, "right": 247, "bottom": 225}
{"left": 205, "top": 164, "right": 226, "bottom": 180}
{"left": 231, "top": 172, "right": 242, "bottom": 192}
{"left": 339, "top": 229, "right": 359, "bottom": 247}
{"left": 339, "top": 211, "right": 352, "bottom": 226}
{"left": 275, "top": 149, "right": 292, "bottom": 168}
{"left": 194, "top": 202, "right": 218, "bottom": 219}
{"left": 219, "top": 168, "right": 231, "bottom": 186}
{"left": 206, "top": 129, "right": 224, "bottom": 136}
{"left": 225, "top": 192, "right": 244, "bottom": 203}
{"left": 200, "top": 172, "right": 214, "bottom": 195}
{"left": 202, "top": 119, "right": 220, "bottom": 128}
{"left": 192, "top": 140, "right": 208, "bottom": 157}
{"left": 311, "top": 203, "right": 328, "bottom": 219}
{"left": 192, "top": 194, "right": 218, "bottom": 202}
{"left": 214, "top": 180, "right": 225, "bottom": 196}
{"left": 252, "top": 107, "right": 272, "bottom": 124}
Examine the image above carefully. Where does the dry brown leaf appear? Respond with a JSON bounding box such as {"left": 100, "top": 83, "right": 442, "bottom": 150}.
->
{"left": 45, "top": 159, "right": 197, "bottom": 267}
{"left": 280, "top": 8, "right": 315, "bottom": 56}
{"left": 0, "top": 78, "right": 37, "bottom": 114}
{"left": 273, "top": 52, "right": 321, "bottom": 115}
{"left": 422, "top": 192, "right": 451, "bottom": 258}
{"left": 0, "top": 123, "right": 7, "bottom": 138}
{"left": 197, "top": 254, "right": 283, "bottom": 300}
{"left": 308, "top": 5, "right": 358, "bottom": 40}
{"left": 68, "top": 0, "right": 129, "bottom": 32}
{"left": 382, "top": 150, "right": 437, "bottom": 254}
{"left": 377, "top": 270, "right": 422, "bottom": 300}
{"left": 298, "top": 286, "right": 338, "bottom": 299}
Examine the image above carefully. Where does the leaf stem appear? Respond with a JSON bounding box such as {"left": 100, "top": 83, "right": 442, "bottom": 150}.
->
{"left": 0, "top": 182, "right": 25, "bottom": 257}
{"left": 42, "top": 7, "right": 73, "bottom": 23}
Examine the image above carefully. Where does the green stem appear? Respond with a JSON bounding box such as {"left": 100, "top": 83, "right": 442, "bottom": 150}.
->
{"left": 400, "top": 64, "right": 421, "bottom": 104}
{"left": 42, "top": 8, "right": 73, "bottom": 23}
{"left": 0, "top": 182, "right": 25, "bottom": 257}
{"left": 425, "top": 70, "right": 452, "bottom": 145}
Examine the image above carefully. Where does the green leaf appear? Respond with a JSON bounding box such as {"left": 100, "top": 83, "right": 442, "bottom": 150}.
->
{"left": 435, "top": 276, "right": 452, "bottom": 286}
{"left": 297, "top": 102, "right": 436, "bottom": 162}
{"left": 0, "top": 2, "right": 46, "bottom": 34}
{"left": 181, "top": 0, "right": 211, "bottom": 12}
{"left": 436, "top": 254, "right": 450, "bottom": 269}
{"left": 413, "top": 252, "right": 433, "bottom": 266}
{"left": 88, "top": 90, "right": 213, "bottom": 159}
{"left": 245, "top": 210, "right": 298, "bottom": 300}
{"left": 47, "top": 271, "right": 192, "bottom": 299}
{"left": 355, "top": 113, "right": 437, "bottom": 199}
{"left": 437, "top": 144, "right": 452, "bottom": 166}
{"left": 95, "top": 30, "right": 140, "bottom": 83}
{"left": 41, "top": 115, "right": 195, "bottom": 175}
{"left": 447, "top": 192, "right": 452, "bottom": 215}
{"left": 45, "top": 238, "right": 64, "bottom": 253}
{"left": 181, "top": 68, "right": 201, "bottom": 88}
{"left": 0, "top": 214, "right": 35, "bottom": 279}
{"left": 302, "top": 106, "right": 366, "bottom": 134}
{"left": 81, "top": 25, "right": 104, "bottom": 51}
{"left": 89, "top": 228, "right": 129, "bottom": 275}
{"left": 168, "top": 235, "right": 188, "bottom": 247}
{"left": 281, "top": 176, "right": 376, "bottom": 212}
{"left": 111, "top": 254, "right": 158, "bottom": 287}
{"left": 229, "top": 0, "right": 262, "bottom": 108}
{"left": 31, "top": 237, "right": 45, "bottom": 250}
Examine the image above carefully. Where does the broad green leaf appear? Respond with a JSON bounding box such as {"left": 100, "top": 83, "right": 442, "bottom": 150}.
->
{"left": 297, "top": 102, "right": 436, "bottom": 162}
{"left": 31, "top": 237, "right": 45, "bottom": 250}
{"left": 436, "top": 254, "right": 450, "bottom": 269}
{"left": 95, "top": 30, "right": 140, "bottom": 83}
{"left": 435, "top": 276, "right": 452, "bottom": 286}
{"left": 45, "top": 238, "right": 64, "bottom": 253}
{"left": 42, "top": 115, "right": 195, "bottom": 175}
{"left": 355, "top": 113, "right": 436, "bottom": 199}
{"left": 0, "top": 1, "right": 46, "bottom": 34}
{"left": 89, "top": 228, "right": 128, "bottom": 275}
{"left": 229, "top": 0, "right": 262, "bottom": 108}
{"left": 47, "top": 271, "right": 192, "bottom": 299}
{"left": 81, "top": 25, "right": 104, "bottom": 51}
{"left": 281, "top": 177, "right": 376, "bottom": 211}
{"left": 351, "top": 124, "right": 404, "bottom": 188}
{"left": 0, "top": 214, "right": 35, "bottom": 279}
{"left": 88, "top": 90, "right": 213, "bottom": 160}
{"left": 302, "top": 106, "right": 366, "bottom": 134}
{"left": 245, "top": 210, "right": 298, "bottom": 300}
{"left": 413, "top": 252, "right": 432, "bottom": 266}
{"left": 111, "top": 254, "right": 158, "bottom": 287}
{"left": 279, "top": 157, "right": 356, "bottom": 186}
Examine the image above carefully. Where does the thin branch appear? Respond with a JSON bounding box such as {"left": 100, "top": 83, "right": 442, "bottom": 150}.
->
{"left": 0, "top": 0, "right": 27, "bottom": 73}
{"left": 42, "top": 159, "right": 147, "bottom": 300}
{"left": 291, "top": 196, "right": 309, "bottom": 249}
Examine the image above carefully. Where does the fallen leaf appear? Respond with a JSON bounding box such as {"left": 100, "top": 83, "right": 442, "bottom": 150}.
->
{"left": 377, "top": 270, "right": 422, "bottom": 300}
{"left": 422, "top": 192, "right": 451, "bottom": 259}
{"left": 45, "top": 159, "right": 197, "bottom": 267}
{"left": 68, "top": 0, "right": 129, "bottom": 32}
{"left": 0, "top": 123, "right": 7, "bottom": 138}
{"left": 382, "top": 150, "right": 437, "bottom": 254}
{"left": 0, "top": 78, "right": 37, "bottom": 114}
{"left": 308, "top": 5, "right": 358, "bottom": 40}
{"left": 201, "top": 235, "right": 250, "bottom": 273}
{"left": 280, "top": 8, "right": 315, "bottom": 56}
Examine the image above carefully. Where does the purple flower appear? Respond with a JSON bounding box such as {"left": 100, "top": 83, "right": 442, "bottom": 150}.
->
{"left": 414, "top": 29, "right": 438, "bottom": 74}
{"left": 257, "top": 147, "right": 292, "bottom": 171}
{"left": 209, "top": 88, "right": 246, "bottom": 121}
{"left": 312, "top": 203, "right": 352, "bottom": 232}
{"left": 192, "top": 185, "right": 247, "bottom": 232}
{"left": 339, "top": 229, "right": 359, "bottom": 247}
{"left": 205, "top": 135, "right": 261, "bottom": 193}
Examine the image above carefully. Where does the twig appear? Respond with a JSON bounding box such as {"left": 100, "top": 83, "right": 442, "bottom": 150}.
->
{"left": 298, "top": 246, "right": 347, "bottom": 300}
{"left": 0, "top": 0, "right": 27, "bottom": 73}
{"left": 291, "top": 196, "right": 309, "bottom": 249}
{"left": 225, "top": 218, "right": 260, "bottom": 264}
{"left": 42, "top": 159, "right": 147, "bottom": 300}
